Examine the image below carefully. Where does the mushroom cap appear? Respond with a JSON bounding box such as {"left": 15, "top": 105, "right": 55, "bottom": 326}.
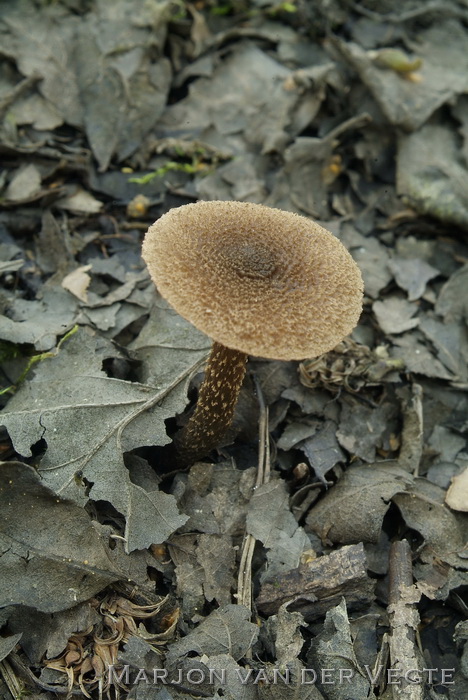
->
{"left": 142, "top": 201, "right": 363, "bottom": 361}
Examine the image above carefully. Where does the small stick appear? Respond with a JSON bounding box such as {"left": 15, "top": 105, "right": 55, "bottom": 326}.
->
{"left": 236, "top": 376, "right": 270, "bottom": 612}
{"left": 387, "top": 540, "right": 424, "bottom": 699}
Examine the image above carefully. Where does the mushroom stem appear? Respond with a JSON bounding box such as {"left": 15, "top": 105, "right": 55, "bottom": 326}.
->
{"left": 173, "top": 342, "right": 248, "bottom": 465}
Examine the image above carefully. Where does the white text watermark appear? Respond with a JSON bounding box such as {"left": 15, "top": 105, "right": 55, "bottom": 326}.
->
{"left": 108, "top": 665, "right": 455, "bottom": 687}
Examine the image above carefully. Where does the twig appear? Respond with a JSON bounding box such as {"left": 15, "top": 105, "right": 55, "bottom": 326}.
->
{"left": 0, "top": 658, "right": 24, "bottom": 700}
{"left": 387, "top": 540, "right": 424, "bottom": 699}
{"left": 254, "top": 374, "right": 270, "bottom": 488}
{"left": 236, "top": 375, "right": 270, "bottom": 612}
{"left": 236, "top": 534, "right": 256, "bottom": 610}
{"left": 398, "top": 384, "right": 423, "bottom": 475}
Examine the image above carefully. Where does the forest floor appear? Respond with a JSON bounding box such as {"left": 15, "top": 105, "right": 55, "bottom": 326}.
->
{"left": 0, "top": 1, "right": 468, "bottom": 699}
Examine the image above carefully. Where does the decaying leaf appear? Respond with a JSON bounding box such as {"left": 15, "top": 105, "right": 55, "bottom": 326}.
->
{"left": 177, "top": 461, "right": 257, "bottom": 536}
{"left": 7, "top": 601, "right": 100, "bottom": 664}
{"left": 388, "top": 256, "right": 439, "bottom": 301}
{"left": 0, "top": 461, "right": 122, "bottom": 612}
{"left": 298, "top": 421, "right": 345, "bottom": 483}
{"left": 0, "top": 633, "right": 22, "bottom": 664}
{"left": 305, "top": 463, "right": 412, "bottom": 544}
{"left": 0, "top": 0, "right": 172, "bottom": 170}
{"left": 397, "top": 121, "right": 468, "bottom": 229}
{"left": 4, "top": 164, "right": 42, "bottom": 202}
{"left": 0, "top": 329, "right": 192, "bottom": 551}
{"left": 246, "top": 479, "right": 310, "bottom": 580}
{"left": 393, "top": 479, "right": 468, "bottom": 569}
{"left": 390, "top": 332, "right": 455, "bottom": 380}
{"left": 165, "top": 604, "right": 259, "bottom": 668}
{"left": 336, "top": 400, "right": 399, "bottom": 463}
{"left": 56, "top": 188, "right": 103, "bottom": 214}
{"left": 1, "top": 0, "right": 468, "bottom": 692}
{"left": 0, "top": 287, "right": 79, "bottom": 351}
{"left": 372, "top": 297, "right": 420, "bottom": 335}
{"left": 334, "top": 20, "right": 468, "bottom": 131}
{"left": 436, "top": 263, "right": 468, "bottom": 324}
{"left": 339, "top": 224, "right": 392, "bottom": 299}
{"left": 168, "top": 532, "right": 236, "bottom": 620}
{"left": 262, "top": 606, "right": 306, "bottom": 667}
{"left": 307, "top": 599, "right": 377, "bottom": 698}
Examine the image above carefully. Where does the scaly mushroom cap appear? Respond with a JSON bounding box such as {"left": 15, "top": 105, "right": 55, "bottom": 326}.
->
{"left": 142, "top": 201, "right": 363, "bottom": 360}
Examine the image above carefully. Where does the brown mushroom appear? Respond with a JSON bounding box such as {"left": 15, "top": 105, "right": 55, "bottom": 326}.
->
{"left": 142, "top": 200, "right": 363, "bottom": 465}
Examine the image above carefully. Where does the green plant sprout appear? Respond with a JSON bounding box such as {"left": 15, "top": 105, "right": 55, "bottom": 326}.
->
{"left": 209, "top": 3, "right": 233, "bottom": 15}
{"left": 129, "top": 143, "right": 230, "bottom": 186}
{"left": 129, "top": 159, "right": 204, "bottom": 186}
{"left": 207, "top": 0, "right": 297, "bottom": 17}
{"left": 267, "top": 1, "right": 297, "bottom": 15}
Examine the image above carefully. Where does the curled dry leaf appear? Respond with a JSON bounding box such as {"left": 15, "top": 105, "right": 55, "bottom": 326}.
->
{"left": 0, "top": 461, "right": 122, "bottom": 612}
{"left": 43, "top": 593, "right": 178, "bottom": 697}
{"left": 299, "top": 338, "right": 403, "bottom": 393}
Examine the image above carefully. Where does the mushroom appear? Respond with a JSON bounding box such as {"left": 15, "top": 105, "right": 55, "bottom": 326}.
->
{"left": 142, "top": 200, "right": 363, "bottom": 465}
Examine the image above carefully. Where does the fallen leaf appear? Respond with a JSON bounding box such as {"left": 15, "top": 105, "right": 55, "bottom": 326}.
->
{"left": 393, "top": 479, "right": 467, "bottom": 569}
{"left": 277, "top": 421, "right": 318, "bottom": 451}
{"left": 334, "top": 20, "right": 468, "bottom": 131}
{"left": 56, "top": 189, "right": 103, "bottom": 214}
{"left": 445, "top": 467, "right": 468, "bottom": 512}
{"left": 7, "top": 602, "right": 100, "bottom": 663}
{"left": 5, "top": 164, "right": 42, "bottom": 201}
{"left": 165, "top": 604, "right": 259, "bottom": 668}
{"left": 0, "top": 328, "right": 195, "bottom": 552}
{"left": 197, "top": 534, "right": 236, "bottom": 607}
{"left": 125, "top": 483, "right": 188, "bottom": 552}
{"left": 398, "top": 119, "right": 468, "bottom": 228}
{"left": 306, "top": 463, "right": 412, "bottom": 544}
{"left": 339, "top": 224, "right": 392, "bottom": 299}
{"left": 419, "top": 315, "right": 468, "bottom": 381}
{"left": 0, "top": 287, "right": 79, "bottom": 351}
{"left": 177, "top": 461, "right": 256, "bottom": 537}
{"left": 388, "top": 256, "right": 439, "bottom": 301}
{"left": 337, "top": 400, "right": 399, "bottom": 463}
{"left": 299, "top": 421, "right": 345, "bottom": 483}
{"left": 129, "top": 296, "right": 210, "bottom": 386}
{"left": 428, "top": 425, "right": 466, "bottom": 463}
{"left": 0, "top": 633, "right": 22, "bottom": 663}
{"left": 307, "top": 599, "right": 376, "bottom": 698}
{"left": 263, "top": 607, "right": 306, "bottom": 667}
{"left": 246, "top": 479, "right": 310, "bottom": 579}
{"left": 61, "top": 265, "right": 92, "bottom": 303}
{"left": 436, "top": 263, "right": 468, "bottom": 323}
{"left": 0, "top": 461, "right": 122, "bottom": 612}
{"left": 390, "top": 333, "right": 455, "bottom": 380}
{"left": 372, "top": 297, "right": 420, "bottom": 335}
